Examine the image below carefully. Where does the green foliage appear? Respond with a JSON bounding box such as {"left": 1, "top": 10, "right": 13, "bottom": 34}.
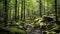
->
{"left": 0, "top": 0, "right": 60, "bottom": 34}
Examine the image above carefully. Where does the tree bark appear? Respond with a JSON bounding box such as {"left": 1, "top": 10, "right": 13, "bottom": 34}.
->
{"left": 4, "top": 0, "right": 8, "bottom": 23}
{"left": 39, "top": 0, "right": 42, "bottom": 17}
{"left": 15, "top": 0, "right": 17, "bottom": 21}
{"left": 55, "top": 0, "right": 58, "bottom": 24}
{"left": 21, "top": 0, "right": 25, "bottom": 21}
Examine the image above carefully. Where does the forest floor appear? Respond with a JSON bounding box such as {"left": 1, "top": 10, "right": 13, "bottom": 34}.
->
{"left": 0, "top": 16, "right": 60, "bottom": 34}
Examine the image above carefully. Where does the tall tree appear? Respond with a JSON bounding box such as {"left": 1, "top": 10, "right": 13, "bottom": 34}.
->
{"left": 17, "top": 2, "right": 19, "bottom": 20}
{"left": 55, "top": 0, "right": 58, "bottom": 24}
{"left": 21, "top": 0, "right": 23, "bottom": 21}
{"left": 39, "top": 0, "right": 42, "bottom": 17}
{"left": 23, "top": 0, "right": 25, "bottom": 21}
{"left": 4, "top": 0, "right": 8, "bottom": 23}
{"left": 21, "top": 0, "right": 25, "bottom": 21}
{"left": 15, "top": 0, "right": 18, "bottom": 22}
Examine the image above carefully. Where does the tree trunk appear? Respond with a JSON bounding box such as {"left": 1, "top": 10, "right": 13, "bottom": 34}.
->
{"left": 21, "top": 0, "right": 25, "bottom": 21}
{"left": 55, "top": 0, "right": 58, "bottom": 24}
{"left": 4, "top": 0, "right": 8, "bottom": 23}
{"left": 39, "top": 0, "right": 42, "bottom": 17}
{"left": 21, "top": 0, "right": 23, "bottom": 21}
{"left": 18, "top": 3, "right": 19, "bottom": 20}
{"left": 24, "top": 0, "right": 25, "bottom": 21}
{"left": 15, "top": 0, "right": 17, "bottom": 22}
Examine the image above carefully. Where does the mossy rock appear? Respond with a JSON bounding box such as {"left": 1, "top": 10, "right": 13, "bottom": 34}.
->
{"left": 0, "top": 26, "right": 26, "bottom": 34}
{"left": 8, "top": 27, "right": 26, "bottom": 34}
{"left": 42, "top": 16, "right": 53, "bottom": 22}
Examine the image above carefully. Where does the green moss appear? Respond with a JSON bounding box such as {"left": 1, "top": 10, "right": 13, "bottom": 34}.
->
{"left": 0, "top": 24, "right": 26, "bottom": 34}
{"left": 7, "top": 27, "right": 26, "bottom": 34}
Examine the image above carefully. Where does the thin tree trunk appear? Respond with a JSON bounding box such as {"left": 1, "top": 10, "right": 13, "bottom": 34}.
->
{"left": 21, "top": 0, "right": 23, "bottom": 21}
{"left": 44, "top": 0, "right": 46, "bottom": 15}
{"left": 39, "top": 0, "right": 42, "bottom": 17}
{"left": 15, "top": 0, "right": 17, "bottom": 21}
{"left": 21, "top": 0, "right": 25, "bottom": 21}
{"left": 24, "top": 0, "right": 25, "bottom": 21}
{"left": 55, "top": 0, "right": 58, "bottom": 23}
{"left": 4, "top": 0, "right": 8, "bottom": 23}
{"left": 18, "top": 3, "right": 19, "bottom": 20}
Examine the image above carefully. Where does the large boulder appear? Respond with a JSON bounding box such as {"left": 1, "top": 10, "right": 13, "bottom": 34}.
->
{"left": 41, "top": 16, "right": 53, "bottom": 22}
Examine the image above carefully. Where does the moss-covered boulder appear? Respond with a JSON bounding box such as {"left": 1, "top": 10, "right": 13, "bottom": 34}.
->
{"left": 0, "top": 27, "right": 27, "bottom": 34}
